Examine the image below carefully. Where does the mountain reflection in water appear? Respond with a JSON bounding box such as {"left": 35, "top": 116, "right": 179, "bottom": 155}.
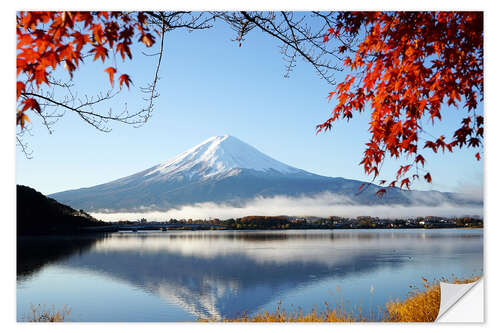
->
{"left": 17, "top": 229, "right": 483, "bottom": 321}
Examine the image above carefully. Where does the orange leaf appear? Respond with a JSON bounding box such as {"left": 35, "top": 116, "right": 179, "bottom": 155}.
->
{"left": 92, "top": 45, "right": 108, "bottom": 63}
{"left": 64, "top": 60, "right": 76, "bottom": 79}
{"left": 21, "top": 98, "right": 41, "bottom": 113}
{"left": 141, "top": 34, "right": 154, "bottom": 47}
{"left": 424, "top": 173, "right": 432, "bottom": 183}
{"left": 17, "top": 81, "right": 25, "bottom": 99}
{"left": 17, "top": 110, "right": 30, "bottom": 129}
{"left": 415, "top": 154, "right": 425, "bottom": 167}
{"left": 400, "top": 178, "right": 410, "bottom": 189}
{"left": 104, "top": 67, "right": 117, "bottom": 86}
{"left": 119, "top": 74, "right": 132, "bottom": 88}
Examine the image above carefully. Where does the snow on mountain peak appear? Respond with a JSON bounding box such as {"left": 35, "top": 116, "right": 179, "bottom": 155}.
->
{"left": 144, "top": 135, "right": 302, "bottom": 180}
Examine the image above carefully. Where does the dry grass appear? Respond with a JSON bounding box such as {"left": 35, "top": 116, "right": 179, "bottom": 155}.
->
{"left": 210, "top": 301, "right": 367, "bottom": 323}
{"left": 22, "top": 303, "right": 71, "bottom": 322}
{"left": 385, "top": 276, "right": 480, "bottom": 322}
{"left": 219, "top": 276, "right": 481, "bottom": 323}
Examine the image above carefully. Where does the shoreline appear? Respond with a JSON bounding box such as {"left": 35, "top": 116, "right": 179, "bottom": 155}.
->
{"left": 17, "top": 224, "right": 483, "bottom": 237}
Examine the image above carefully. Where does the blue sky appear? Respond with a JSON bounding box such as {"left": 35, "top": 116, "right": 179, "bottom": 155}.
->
{"left": 15, "top": 17, "right": 483, "bottom": 195}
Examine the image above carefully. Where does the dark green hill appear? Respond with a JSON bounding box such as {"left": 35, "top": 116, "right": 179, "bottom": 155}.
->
{"left": 17, "top": 185, "right": 108, "bottom": 235}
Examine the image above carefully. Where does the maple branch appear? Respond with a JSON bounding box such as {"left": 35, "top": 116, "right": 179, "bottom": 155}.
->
{"left": 137, "top": 13, "right": 167, "bottom": 124}
{"left": 133, "top": 12, "right": 217, "bottom": 126}
{"left": 243, "top": 11, "right": 338, "bottom": 84}
{"left": 16, "top": 130, "right": 33, "bottom": 159}
{"left": 311, "top": 11, "right": 357, "bottom": 53}
{"left": 280, "top": 12, "right": 301, "bottom": 79}
{"left": 147, "top": 11, "right": 216, "bottom": 31}
{"left": 22, "top": 90, "right": 145, "bottom": 132}
{"left": 215, "top": 11, "right": 351, "bottom": 85}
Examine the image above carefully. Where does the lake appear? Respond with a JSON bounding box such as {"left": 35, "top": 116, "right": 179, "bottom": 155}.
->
{"left": 17, "top": 229, "right": 483, "bottom": 321}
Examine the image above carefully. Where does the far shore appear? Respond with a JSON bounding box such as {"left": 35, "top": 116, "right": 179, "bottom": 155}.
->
{"left": 76, "top": 221, "right": 482, "bottom": 234}
{"left": 18, "top": 215, "right": 482, "bottom": 236}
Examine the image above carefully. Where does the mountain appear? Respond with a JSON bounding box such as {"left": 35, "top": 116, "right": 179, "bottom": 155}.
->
{"left": 49, "top": 135, "right": 481, "bottom": 212}
{"left": 17, "top": 185, "right": 107, "bottom": 235}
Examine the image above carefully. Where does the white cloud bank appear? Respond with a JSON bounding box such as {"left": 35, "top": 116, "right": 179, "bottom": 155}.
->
{"left": 89, "top": 192, "right": 483, "bottom": 222}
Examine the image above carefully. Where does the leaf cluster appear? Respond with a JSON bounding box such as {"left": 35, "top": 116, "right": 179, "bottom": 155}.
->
{"left": 317, "top": 12, "right": 483, "bottom": 191}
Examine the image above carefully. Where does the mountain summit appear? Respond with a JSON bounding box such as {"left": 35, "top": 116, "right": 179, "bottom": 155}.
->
{"left": 142, "top": 135, "right": 305, "bottom": 182}
{"left": 49, "top": 135, "right": 481, "bottom": 212}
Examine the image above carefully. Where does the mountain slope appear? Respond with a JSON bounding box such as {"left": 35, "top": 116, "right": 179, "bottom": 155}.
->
{"left": 17, "top": 185, "right": 106, "bottom": 235}
{"left": 49, "top": 135, "right": 481, "bottom": 212}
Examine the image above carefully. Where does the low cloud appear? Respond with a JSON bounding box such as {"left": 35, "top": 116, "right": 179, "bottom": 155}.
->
{"left": 89, "top": 192, "right": 483, "bottom": 222}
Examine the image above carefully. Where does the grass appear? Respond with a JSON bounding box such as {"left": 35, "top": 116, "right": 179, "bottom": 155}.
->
{"left": 384, "top": 276, "right": 480, "bottom": 322}
{"left": 218, "top": 276, "right": 481, "bottom": 322}
{"left": 22, "top": 303, "right": 71, "bottom": 322}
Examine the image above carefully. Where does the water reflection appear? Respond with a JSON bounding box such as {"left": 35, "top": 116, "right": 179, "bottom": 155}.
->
{"left": 17, "top": 234, "right": 109, "bottom": 281}
{"left": 17, "top": 230, "right": 483, "bottom": 321}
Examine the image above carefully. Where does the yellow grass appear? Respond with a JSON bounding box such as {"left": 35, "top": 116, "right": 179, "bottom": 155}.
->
{"left": 22, "top": 303, "right": 71, "bottom": 322}
{"left": 218, "top": 276, "right": 481, "bottom": 323}
{"left": 208, "top": 301, "right": 365, "bottom": 323}
{"left": 385, "top": 276, "right": 480, "bottom": 322}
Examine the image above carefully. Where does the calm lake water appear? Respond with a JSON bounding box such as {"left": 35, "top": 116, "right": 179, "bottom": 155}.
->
{"left": 17, "top": 229, "right": 483, "bottom": 321}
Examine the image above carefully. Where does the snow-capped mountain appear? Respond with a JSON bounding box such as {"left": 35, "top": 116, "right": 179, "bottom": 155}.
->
{"left": 49, "top": 135, "right": 481, "bottom": 212}
{"left": 140, "top": 134, "right": 307, "bottom": 182}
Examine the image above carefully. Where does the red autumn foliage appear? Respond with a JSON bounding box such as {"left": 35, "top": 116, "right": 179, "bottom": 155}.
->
{"left": 119, "top": 74, "right": 132, "bottom": 88}
{"left": 104, "top": 66, "right": 117, "bottom": 86}
{"left": 317, "top": 12, "right": 483, "bottom": 190}
{"left": 16, "top": 11, "right": 157, "bottom": 129}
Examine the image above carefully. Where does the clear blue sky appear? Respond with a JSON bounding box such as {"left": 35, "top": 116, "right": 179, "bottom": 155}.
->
{"left": 16, "top": 18, "right": 483, "bottom": 195}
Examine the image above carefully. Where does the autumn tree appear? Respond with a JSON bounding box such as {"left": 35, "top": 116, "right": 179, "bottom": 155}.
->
{"left": 17, "top": 11, "right": 361, "bottom": 155}
{"left": 316, "top": 11, "right": 483, "bottom": 194}
{"left": 16, "top": 11, "right": 358, "bottom": 157}
{"left": 16, "top": 11, "right": 214, "bottom": 156}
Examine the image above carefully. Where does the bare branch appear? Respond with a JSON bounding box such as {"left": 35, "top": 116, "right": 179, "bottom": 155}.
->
{"left": 16, "top": 128, "right": 33, "bottom": 159}
{"left": 17, "top": 11, "right": 357, "bottom": 158}
{"left": 137, "top": 12, "right": 168, "bottom": 124}
{"left": 21, "top": 89, "right": 144, "bottom": 133}
{"left": 215, "top": 11, "right": 355, "bottom": 85}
